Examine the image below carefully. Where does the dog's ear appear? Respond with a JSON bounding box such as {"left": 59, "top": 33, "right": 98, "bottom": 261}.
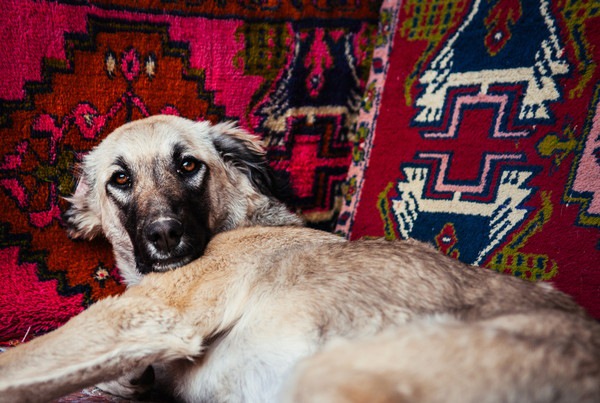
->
{"left": 62, "top": 169, "right": 103, "bottom": 240}
{"left": 208, "top": 122, "right": 283, "bottom": 199}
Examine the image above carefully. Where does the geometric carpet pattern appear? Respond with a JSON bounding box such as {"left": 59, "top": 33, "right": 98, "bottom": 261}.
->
{"left": 0, "top": 0, "right": 381, "bottom": 341}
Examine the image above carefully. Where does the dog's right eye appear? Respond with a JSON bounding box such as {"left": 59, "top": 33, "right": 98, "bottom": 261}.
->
{"left": 110, "top": 172, "right": 131, "bottom": 188}
{"left": 178, "top": 157, "right": 201, "bottom": 176}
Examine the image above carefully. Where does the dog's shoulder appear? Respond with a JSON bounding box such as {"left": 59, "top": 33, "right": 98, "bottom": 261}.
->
{"left": 206, "top": 226, "right": 344, "bottom": 254}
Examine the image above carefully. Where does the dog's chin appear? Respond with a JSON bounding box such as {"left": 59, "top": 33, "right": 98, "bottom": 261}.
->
{"left": 137, "top": 254, "right": 199, "bottom": 274}
{"left": 152, "top": 255, "right": 198, "bottom": 272}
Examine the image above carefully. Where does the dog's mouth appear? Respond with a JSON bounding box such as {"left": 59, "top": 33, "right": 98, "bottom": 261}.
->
{"left": 136, "top": 243, "right": 206, "bottom": 274}
{"left": 150, "top": 254, "right": 198, "bottom": 272}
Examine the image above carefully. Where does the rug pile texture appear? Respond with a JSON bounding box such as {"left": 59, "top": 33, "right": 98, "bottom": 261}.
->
{"left": 0, "top": 0, "right": 381, "bottom": 341}
{"left": 337, "top": 0, "right": 600, "bottom": 318}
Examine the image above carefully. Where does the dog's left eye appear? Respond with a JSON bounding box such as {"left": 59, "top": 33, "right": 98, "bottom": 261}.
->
{"left": 110, "top": 171, "right": 131, "bottom": 188}
{"left": 178, "top": 158, "right": 200, "bottom": 175}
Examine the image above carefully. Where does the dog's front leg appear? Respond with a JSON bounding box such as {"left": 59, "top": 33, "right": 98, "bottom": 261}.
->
{"left": 0, "top": 294, "right": 202, "bottom": 403}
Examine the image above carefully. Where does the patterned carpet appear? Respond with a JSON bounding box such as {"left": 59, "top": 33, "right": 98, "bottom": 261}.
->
{"left": 337, "top": 0, "right": 600, "bottom": 318}
{"left": 1, "top": 1, "right": 599, "bottom": 400}
{"left": 0, "top": 0, "right": 381, "bottom": 341}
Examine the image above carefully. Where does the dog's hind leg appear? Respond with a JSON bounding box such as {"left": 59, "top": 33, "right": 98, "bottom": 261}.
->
{"left": 0, "top": 294, "right": 202, "bottom": 403}
{"left": 284, "top": 313, "right": 600, "bottom": 403}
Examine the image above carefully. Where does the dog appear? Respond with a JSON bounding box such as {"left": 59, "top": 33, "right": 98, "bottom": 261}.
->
{"left": 1, "top": 116, "right": 599, "bottom": 403}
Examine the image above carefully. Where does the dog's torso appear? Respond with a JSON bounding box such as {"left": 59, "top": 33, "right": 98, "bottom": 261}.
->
{"left": 124, "top": 226, "right": 594, "bottom": 402}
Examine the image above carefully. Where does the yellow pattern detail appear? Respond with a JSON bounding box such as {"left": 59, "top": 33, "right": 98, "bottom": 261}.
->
{"left": 536, "top": 124, "right": 578, "bottom": 168}
{"left": 377, "top": 181, "right": 400, "bottom": 240}
{"left": 560, "top": 0, "right": 600, "bottom": 99}
{"left": 487, "top": 191, "right": 558, "bottom": 281}
{"left": 399, "top": 0, "right": 468, "bottom": 106}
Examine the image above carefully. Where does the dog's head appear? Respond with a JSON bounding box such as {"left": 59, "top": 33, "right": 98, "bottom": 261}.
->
{"left": 63, "top": 115, "right": 302, "bottom": 285}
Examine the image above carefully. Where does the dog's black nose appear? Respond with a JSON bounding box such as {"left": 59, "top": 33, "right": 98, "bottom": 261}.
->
{"left": 145, "top": 219, "right": 184, "bottom": 253}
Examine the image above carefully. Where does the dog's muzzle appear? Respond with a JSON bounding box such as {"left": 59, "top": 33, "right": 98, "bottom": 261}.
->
{"left": 137, "top": 216, "right": 207, "bottom": 274}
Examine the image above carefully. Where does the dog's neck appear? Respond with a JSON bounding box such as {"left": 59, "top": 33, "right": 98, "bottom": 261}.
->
{"left": 213, "top": 191, "right": 303, "bottom": 234}
{"left": 243, "top": 198, "right": 304, "bottom": 228}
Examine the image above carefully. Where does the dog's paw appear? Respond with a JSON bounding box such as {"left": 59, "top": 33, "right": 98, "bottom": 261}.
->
{"left": 96, "top": 365, "right": 155, "bottom": 399}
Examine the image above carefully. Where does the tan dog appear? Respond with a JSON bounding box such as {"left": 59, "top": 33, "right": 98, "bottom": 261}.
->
{"left": 0, "top": 117, "right": 599, "bottom": 402}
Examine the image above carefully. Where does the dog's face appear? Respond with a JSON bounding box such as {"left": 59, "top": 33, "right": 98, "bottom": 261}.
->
{"left": 63, "top": 115, "right": 301, "bottom": 285}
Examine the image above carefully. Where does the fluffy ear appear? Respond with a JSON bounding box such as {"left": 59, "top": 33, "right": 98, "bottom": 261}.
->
{"left": 62, "top": 169, "right": 102, "bottom": 240}
{"left": 209, "top": 122, "right": 289, "bottom": 200}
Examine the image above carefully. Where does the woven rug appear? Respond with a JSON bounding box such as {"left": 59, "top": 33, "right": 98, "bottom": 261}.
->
{"left": 0, "top": 0, "right": 381, "bottom": 341}
{"left": 337, "top": 0, "right": 600, "bottom": 318}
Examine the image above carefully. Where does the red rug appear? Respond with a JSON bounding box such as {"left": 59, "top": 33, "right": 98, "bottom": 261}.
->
{"left": 0, "top": 0, "right": 381, "bottom": 341}
{"left": 337, "top": 0, "right": 600, "bottom": 319}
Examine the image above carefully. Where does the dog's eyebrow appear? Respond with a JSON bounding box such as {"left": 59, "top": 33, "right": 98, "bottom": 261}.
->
{"left": 112, "top": 156, "right": 129, "bottom": 170}
{"left": 172, "top": 143, "right": 192, "bottom": 160}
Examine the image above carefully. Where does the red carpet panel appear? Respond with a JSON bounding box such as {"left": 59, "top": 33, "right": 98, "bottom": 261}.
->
{"left": 338, "top": 0, "right": 600, "bottom": 318}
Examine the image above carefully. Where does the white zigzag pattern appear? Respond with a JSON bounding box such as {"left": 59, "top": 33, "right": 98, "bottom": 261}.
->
{"left": 414, "top": 0, "right": 569, "bottom": 124}
{"left": 392, "top": 166, "right": 533, "bottom": 265}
